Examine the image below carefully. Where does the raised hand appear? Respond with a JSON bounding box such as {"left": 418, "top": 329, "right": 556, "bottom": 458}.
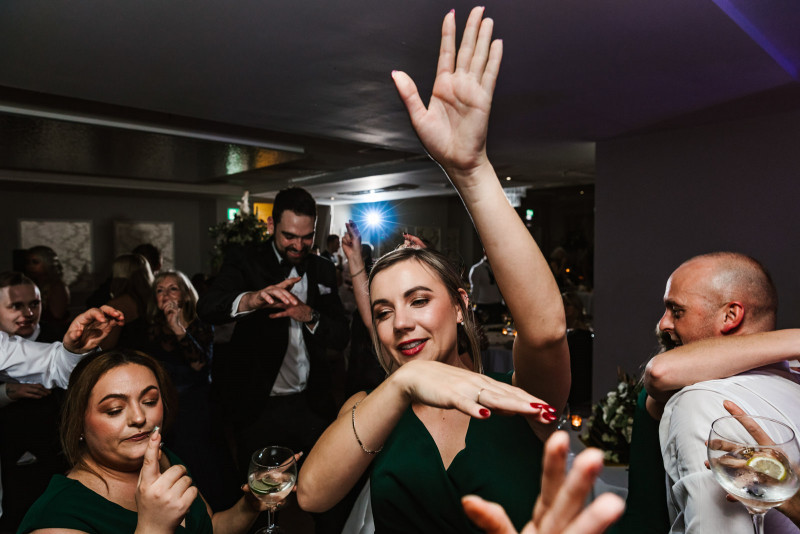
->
{"left": 392, "top": 7, "right": 501, "bottom": 178}
{"left": 462, "top": 431, "right": 625, "bottom": 534}
{"left": 161, "top": 300, "right": 186, "bottom": 336}
{"left": 341, "top": 220, "right": 364, "bottom": 269}
{"left": 135, "top": 427, "right": 197, "bottom": 534}
{"left": 238, "top": 277, "right": 302, "bottom": 313}
{"left": 63, "top": 305, "right": 124, "bottom": 353}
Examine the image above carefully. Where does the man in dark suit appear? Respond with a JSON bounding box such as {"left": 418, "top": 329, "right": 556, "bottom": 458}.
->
{"left": 198, "top": 189, "right": 350, "bottom": 533}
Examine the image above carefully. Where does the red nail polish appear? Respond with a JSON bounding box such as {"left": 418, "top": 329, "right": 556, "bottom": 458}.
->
{"left": 543, "top": 413, "right": 558, "bottom": 422}
{"left": 479, "top": 408, "right": 490, "bottom": 417}
{"left": 531, "top": 403, "right": 546, "bottom": 409}
{"left": 545, "top": 405, "right": 556, "bottom": 413}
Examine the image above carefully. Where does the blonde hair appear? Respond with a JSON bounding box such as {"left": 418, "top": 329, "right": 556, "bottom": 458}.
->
{"left": 110, "top": 254, "right": 154, "bottom": 315}
{"left": 147, "top": 270, "right": 199, "bottom": 325}
{"left": 368, "top": 247, "right": 482, "bottom": 375}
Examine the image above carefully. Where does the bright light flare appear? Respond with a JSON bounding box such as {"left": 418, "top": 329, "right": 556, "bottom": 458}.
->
{"left": 365, "top": 210, "right": 382, "bottom": 228}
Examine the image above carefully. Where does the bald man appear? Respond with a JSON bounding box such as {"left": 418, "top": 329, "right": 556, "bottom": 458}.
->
{"left": 651, "top": 252, "right": 800, "bottom": 534}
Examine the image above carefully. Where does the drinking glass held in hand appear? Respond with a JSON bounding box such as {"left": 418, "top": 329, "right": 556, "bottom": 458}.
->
{"left": 248, "top": 446, "right": 298, "bottom": 534}
{"left": 707, "top": 415, "right": 800, "bottom": 534}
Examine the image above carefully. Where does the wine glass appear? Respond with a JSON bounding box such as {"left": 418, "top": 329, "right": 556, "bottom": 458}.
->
{"left": 707, "top": 415, "right": 800, "bottom": 534}
{"left": 248, "top": 446, "right": 298, "bottom": 534}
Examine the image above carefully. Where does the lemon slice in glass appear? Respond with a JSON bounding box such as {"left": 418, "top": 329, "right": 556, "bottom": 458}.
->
{"left": 250, "top": 477, "right": 282, "bottom": 494}
{"left": 746, "top": 454, "right": 788, "bottom": 481}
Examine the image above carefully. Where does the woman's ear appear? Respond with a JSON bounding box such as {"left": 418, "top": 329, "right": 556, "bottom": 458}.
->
{"left": 456, "top": 288, "right": 469, "bottom": 323}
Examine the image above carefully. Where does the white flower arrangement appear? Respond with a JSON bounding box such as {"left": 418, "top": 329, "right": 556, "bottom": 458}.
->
{"left": 580, "top": 368, "right": 641, "bottom": 464}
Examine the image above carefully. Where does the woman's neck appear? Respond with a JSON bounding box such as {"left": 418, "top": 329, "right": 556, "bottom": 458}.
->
{"left": 441, "top": 348, "right": 472, "bottom": 371}
{"left": 70, "top": 455, "right": 141, "bottom": 491}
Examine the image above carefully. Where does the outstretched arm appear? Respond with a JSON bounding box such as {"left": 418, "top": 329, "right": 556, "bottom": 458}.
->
{"left": 392, "top": 7, "right": 569, "bottom": 426}
{"left": 297, "top": 360, "right": 553, "bottom": 513}
{"left": 644, "top": 329, "right": 800, "bottom": 403}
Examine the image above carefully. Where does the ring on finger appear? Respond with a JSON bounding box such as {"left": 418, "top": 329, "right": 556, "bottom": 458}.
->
{"left": 477, "top": 387, "right": 486, "bottom": 405}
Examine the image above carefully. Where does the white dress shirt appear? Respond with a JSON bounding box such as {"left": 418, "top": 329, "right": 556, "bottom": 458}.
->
{"left": 660, "top": 364, "right": 800, "bottom": 534}
{"left": 469, "top": 258, "right": 503, "bottom": 305}
{"left": 0, "top": 330, "right": 90, "bottom": 519}
{"left": 0, "top": 331, "right": 85, "bottom": 389}
{"left": 0, "top": 324, "right": 43, "bottom": 407}
{"left": 230, "top": 243, "right": 314, "bottom": 395}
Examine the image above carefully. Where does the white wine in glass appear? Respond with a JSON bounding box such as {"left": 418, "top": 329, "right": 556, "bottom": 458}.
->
{"left": 708, "top": 415, "right": 800, "bottom": 534}
{"left": 248, "top": 446, "right": 298, "bottom": 534}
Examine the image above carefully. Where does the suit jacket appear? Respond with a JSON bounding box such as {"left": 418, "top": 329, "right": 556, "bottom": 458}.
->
{"left": 197, "top": 240, "right": 349, "bottom": 424}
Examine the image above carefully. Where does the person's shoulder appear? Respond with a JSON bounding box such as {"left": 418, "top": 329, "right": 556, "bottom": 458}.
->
{"left": 660, "top": 387, "right": 731, "bottom": 449}
{"left": 221, "top": 242, "right": 273, "bottom": 265}
{"left": 18, "top": 476, "right": 96, "bottom": 532}
{"left": 308, "top": 253, "right": 337, "bottom": 276}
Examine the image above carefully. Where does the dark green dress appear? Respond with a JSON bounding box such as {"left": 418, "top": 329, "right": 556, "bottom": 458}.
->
{"left": 17, "top": 450, "right": 213, "bottom": 534}
{"left": 607, "top": 389, "right": 670, "bottom": 534}
{"left": 370, "top": 372, "right": 543, "bottom": 534}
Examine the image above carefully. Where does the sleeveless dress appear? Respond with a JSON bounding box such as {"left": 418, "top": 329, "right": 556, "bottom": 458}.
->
{"left": 17, "top": 449, "right": 213, "bottom": 534}
{"left": 370, "top": 372, "right": 543, "bottom": 534}
{"left": 606, "top": 388, "right": 670, "bottom": 534}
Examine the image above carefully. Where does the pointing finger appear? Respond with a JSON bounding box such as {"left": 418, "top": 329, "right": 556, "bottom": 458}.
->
{"left": 138, "top": 426, "right": 161, "bottom": 488}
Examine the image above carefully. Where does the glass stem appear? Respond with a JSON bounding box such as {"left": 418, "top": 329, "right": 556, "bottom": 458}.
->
{"left": 751, "top": 511, "right": 766, "bottom": 534}
{"left": 266, "top": 507, "right": 276, "bottom": 531}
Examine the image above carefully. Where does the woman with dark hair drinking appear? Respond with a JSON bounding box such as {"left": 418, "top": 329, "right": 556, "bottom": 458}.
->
{"left": 18, "top": 349, "right": 271, "bottom": 533}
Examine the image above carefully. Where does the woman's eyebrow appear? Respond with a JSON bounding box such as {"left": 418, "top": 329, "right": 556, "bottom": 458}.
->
{"left": 404, "top": 286, "right": 432, "bottom": 298}
{"left": 97, "top": 385, "right": 158, "bottom": 404}
{"left": 371, "top": 286, "right": 433, "bottom": 310}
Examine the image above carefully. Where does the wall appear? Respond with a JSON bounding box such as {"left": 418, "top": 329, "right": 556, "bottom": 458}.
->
{"left": 594, "top": 109, "right": 800, "bottom": 399}
{"left": 1, "top": 186, "right": 219, "bottom": 311}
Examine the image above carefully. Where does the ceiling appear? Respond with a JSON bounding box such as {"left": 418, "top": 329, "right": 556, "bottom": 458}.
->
{"left": 1, "top": 0, "right": 798, "bottom": 205}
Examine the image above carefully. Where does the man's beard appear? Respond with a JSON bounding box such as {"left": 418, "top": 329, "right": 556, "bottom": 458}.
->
{"left": 655, "top": 326, "right": 681, "bottom": 353}
{"left": 280, "top": 246, "right": 309, "bottom": 265}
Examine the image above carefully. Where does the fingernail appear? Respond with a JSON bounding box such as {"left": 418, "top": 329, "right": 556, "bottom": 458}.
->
{"left": 545, "top": 405, "right": 556, "bottom": 413}
{"left": 479, "top": 408, "right": 490, "bottom": 417}
{"left": 543, "top": 413, "right": 558, "bottom": 422}
{"left": 151, "top": 425, "right": 160, "bottom": 438}
{"left": 531, "top": 403, "right": 546, "bottom": 409}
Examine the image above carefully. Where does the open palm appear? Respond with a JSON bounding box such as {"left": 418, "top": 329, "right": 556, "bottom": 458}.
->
{"left": 393, "top": 7, "right": 501, "bottom": 175}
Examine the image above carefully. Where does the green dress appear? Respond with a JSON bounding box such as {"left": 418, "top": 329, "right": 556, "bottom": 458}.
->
{"left": 370, "top": 372, "right": 544, "bottom": 534}
{"left": 17, "top": 450, "right": 213, "bottom": 534}
{"left": 606, "top": 389, "right": 670, "bottom": 534}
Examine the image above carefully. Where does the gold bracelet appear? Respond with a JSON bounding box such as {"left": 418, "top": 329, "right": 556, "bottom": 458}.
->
{"left": 350, "top": 266, "right": 366, "bottom": 278}
{"left": 351, "top": 399, "right": 383, "bottom": 455}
